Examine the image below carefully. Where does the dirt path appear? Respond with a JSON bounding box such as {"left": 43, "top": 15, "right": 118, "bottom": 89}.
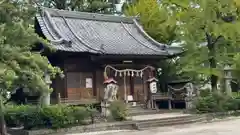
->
{"left": 67, "top": 117, "right": 240, "bottom": 135}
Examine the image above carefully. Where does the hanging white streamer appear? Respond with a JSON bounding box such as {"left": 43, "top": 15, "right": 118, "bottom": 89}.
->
{"left": 104, "top": 65, "right": 155, "bottom": 78}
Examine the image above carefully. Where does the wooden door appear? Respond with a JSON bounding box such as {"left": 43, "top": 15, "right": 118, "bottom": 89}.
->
{"left": 133, "top": 77, "right": 145, "bottom": 102}
{"left": 66, "top": 72, "right": 94, "bottom": 100}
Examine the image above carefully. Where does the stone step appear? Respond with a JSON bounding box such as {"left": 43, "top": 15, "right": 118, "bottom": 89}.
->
{"left": 138, "top": 117, "right": 205, "bottom": 130}
{"left": 134, "top": 115, "right": 206, "bottom": 130}
{"left": 129, "top": 111, "right": 158, "bottom": 116}
{"left": 130, "top": 114, "right": 194, "bottom": 123}
{"left": 128, "top": 109, "right": 183, "bottom": 116}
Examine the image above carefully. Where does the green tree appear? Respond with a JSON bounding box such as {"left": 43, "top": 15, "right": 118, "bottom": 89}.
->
{"left": 124, "top": 0, "right": 177, "bottom": 45}
{"left": 0, "top": 0, "right": 62, "bottom": 96}
{"left": 39, "top": 0, "right": 115, "bottom": 13}
{"left": 0, "top": 0, "right": 62, "bottom": 133}
{"left": 161, "top": 0, "right": 240, "bottom": 91}
{"left": 124, "top": 0, "right": 184, "bottom": 88}
{"left": 124, "top": 0, "right": 240, "bottom": 91}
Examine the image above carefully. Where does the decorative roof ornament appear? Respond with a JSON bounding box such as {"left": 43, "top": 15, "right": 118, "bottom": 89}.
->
{"left": 147, "top": 77, "right": 159, "bottom": 83}
{"left": 103, "top": 78, "right": 117, "bottom": 84}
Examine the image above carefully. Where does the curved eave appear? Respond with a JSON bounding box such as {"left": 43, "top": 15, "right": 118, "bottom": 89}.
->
{"left": 133, "top": 19, "right": 167, "bottom": 50}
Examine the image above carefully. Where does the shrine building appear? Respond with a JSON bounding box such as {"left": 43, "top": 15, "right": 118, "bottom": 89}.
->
{"left": 34, "top": 8, "right": 183, "bottom": 106}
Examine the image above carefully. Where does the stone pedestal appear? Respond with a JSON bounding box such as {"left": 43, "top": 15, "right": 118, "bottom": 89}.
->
{"left": 225, "top": 79, "right": 232, "bottom": 96}
{"left": 185, "top": 100, "right": 193, "bottom": 110}
{"left": 40, "top": 92, "right": 50, "bottom": 106}
{"left": 101, "top": 101, "right": 111, "bottom": 117}
{"left": 224, "top": 66, "right": 233, "bottom": 96}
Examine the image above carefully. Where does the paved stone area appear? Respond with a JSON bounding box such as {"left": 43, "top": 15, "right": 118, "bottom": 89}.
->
{"left": 68, "top": 117, "right": 240, "bottom": 135}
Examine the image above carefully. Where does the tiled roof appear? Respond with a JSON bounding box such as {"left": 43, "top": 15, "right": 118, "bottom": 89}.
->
{"left": 36, "top": 8, "right": 182, "bottom": 56}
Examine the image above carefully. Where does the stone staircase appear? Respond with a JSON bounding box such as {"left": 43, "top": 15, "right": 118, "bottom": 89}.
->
{"left": 127, "top": 103, "right": 206, "bottom": 130}
{"left": 131, "top": 114, "right": 206, "bottom": 130}
{"left": 128, "top": 104, "right": 158, "bottom": 116}
{"left": 127, "top": 103, "right": 181, "bottom": 116}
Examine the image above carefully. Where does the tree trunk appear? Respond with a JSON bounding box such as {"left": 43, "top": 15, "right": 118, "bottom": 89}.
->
{"left": 209, "top": 57, "right": 218, "bottom": 91}
{"left": 206, "top": 33, "right": 218, "bottom": 91}
{"left": 0, "top": 96, "right": 7, "bottom": 135}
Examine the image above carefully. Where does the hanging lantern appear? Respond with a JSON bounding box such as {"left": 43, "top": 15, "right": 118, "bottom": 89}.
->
{"left": 132, "top": 71, "right": 134, "bottom": 77}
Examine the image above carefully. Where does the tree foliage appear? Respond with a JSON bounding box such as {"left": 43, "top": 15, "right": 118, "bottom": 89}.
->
{"left": 161, "top": 0, "right": 240, "bottom": 90}
{"left": 125, "top": 0, "right": 240, "bottom": 91}
{"left": 0, "top": 0, "right": 62, "bottom": 93}
{"left": 38, "top": 0, "right": 118, "bottom": 13}
{"left": 124, "top": 0, "right": 183, "bottom": 87}
{"left": 124, "top": 0, "right": 177, "bottom": 45}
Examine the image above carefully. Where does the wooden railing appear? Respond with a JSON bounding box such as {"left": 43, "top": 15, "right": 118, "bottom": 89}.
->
{"left": 56, "top": 93, "right": 98, "bottom": 105}
{"left": 59, "top": 98, "right": 98, "bottom": 105}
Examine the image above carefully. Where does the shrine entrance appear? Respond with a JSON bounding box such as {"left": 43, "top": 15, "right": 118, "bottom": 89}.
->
{"left": 104, "top": 65, "right": 155, "bottom": 103}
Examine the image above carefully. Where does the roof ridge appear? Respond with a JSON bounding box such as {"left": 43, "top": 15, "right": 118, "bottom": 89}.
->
{"left": 40, "top": 7, "right": 136, "bottom": 23}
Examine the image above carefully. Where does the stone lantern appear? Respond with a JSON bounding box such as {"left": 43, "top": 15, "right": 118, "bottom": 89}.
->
{"left": 40, "top": 72, "right": 52, "bottom": 106}
{"left": 101, "top": 78, "right": 118, "bottom": 117}
{"left": 224, "top": 65, "right": 233, "bottom": 96}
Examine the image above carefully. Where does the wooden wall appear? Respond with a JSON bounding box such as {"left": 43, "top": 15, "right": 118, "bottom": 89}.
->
{"left": 50, "top": 53, "right": 157, "bottom": 102}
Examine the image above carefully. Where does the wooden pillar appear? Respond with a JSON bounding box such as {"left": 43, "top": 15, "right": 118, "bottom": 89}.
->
{"left": 124, "top": 76, "right": 128, "bottom": 103}
{"left": 57, "top": 93, "right": 61, "bottom": 104}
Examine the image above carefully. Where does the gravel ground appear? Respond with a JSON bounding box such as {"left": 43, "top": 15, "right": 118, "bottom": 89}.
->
{"left": 65, "top": 117, "right": 240, "bottom": 135}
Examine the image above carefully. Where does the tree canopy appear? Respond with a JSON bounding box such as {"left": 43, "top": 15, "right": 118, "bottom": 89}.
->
{"left": 38, "top": 0, "right": 123, "bottom": 13}
{"left": 125, "top": 0, "right": 240, "bottom": 90}
{"left": 0, "top": 0, "right": 62, "bottom": 94}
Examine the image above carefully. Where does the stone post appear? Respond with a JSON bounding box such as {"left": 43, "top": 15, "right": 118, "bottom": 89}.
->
{"left": 57, "top": 93, "right": 61, "bottom": 104}
{"left": 224, "top": 66, "right": 233, "bottom": 96}
{"left": 40, "top": 72, "right": 52, "bottom": 106}
{"left": 185, "top": 83, "right": 195, "bottom": 110}
{"left": 41, "top": 92, "right": 51, "bottom": 106}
